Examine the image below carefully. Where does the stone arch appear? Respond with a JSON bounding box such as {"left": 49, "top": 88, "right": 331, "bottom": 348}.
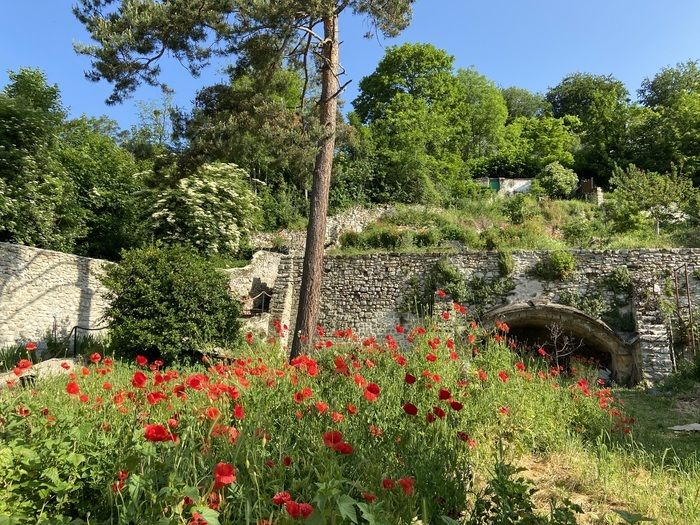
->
{"left": 482, "top": 302, "right": 639, "bottom": 385}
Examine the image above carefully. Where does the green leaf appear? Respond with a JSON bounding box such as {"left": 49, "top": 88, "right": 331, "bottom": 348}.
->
{"left": 337, "top": 495, "right": 358, "bottom": 524}
{"left": 192, "top": 507, "right": 220, "bottom": 525}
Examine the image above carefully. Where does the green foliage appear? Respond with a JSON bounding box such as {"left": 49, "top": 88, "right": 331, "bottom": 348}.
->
{"left": 100, "top": 245, "right": 240, "bottom": 364}
{"left": 533, "top": 251, "right": 576, "bottom": 281}
{"left": 535, "top": 162, "right": 579, "bottom": 199}
{"left": 501, "top": 86, "right": 551, "bottom": 122}
{"left": 607, "top": 266, "right": 633, "bottom": 295}
{"left": 340, "top": 224, "right": 415, "bottom": 252}
{"left": 148, "top": 163, "right": 259, "bottom": 255}
{"left": 468, "top": 455, "right": 582, "bottom": 524}
{"left": 558, "top": 290, "right": 606, "bottom": 320}
{"left": 607, "top": 164, "right": 696, "bottom": 234}
{"left": 502, "top": 194, "right": 540, "bottom": 225}
{"left": 498, "top": 249, "right": 515, "bottom": 277}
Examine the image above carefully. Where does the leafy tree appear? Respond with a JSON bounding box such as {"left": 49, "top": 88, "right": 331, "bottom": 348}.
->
{"left": 456, "top": 68, "right": 508, "bottom": 159}
{"left": 501, "top": 86, "right": 550, "bottom": 123}
{"left": 101, "top": 245, "right": 240, "bottom": 364}
{"left": 607, "top": 164, "right": 696, "bottom": 234}
{"left": 353, "top": 43, "right": 458, "bottom": 124}
{"left": 148, "top": 163, "right": 259, "bottom": 256}
{"left": 58, "top": 117, "right": 145, "bottom": 259}
{"left": 74, "top": 0, "right": 417, "bottom": 358}
{"left": 546, "top": 73, "right": 629, "bottom": 185}
{"left": 0, "top": 68, "right": 84, "bottom": 250}
{"left": 638, "top": 60, "right": 700, "bottom": 109}
{"left": 533, "top": 161, "right": 579, "bottom": 199}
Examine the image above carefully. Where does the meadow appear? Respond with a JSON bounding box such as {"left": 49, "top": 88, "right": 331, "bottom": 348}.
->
{"left": 0, "top": 310, "right": 698, "bottom": 525}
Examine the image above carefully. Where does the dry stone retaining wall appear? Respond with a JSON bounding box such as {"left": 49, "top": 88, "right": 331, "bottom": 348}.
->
{"left": 0, "top": 243, "right": 109, "bottom": 349}
{"left": 269, "top": 249, "right": 700, "bottom": 383}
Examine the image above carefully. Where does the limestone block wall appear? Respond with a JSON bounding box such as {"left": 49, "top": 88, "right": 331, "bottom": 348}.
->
{"left": 0, "top": 243, "right": 109, "bottom": 348}
{"left": 269, "top": 249, "right": 700, "bottom": 382}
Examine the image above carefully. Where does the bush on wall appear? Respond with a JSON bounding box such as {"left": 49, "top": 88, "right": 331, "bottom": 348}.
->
{"left": 100, "top": 245, "right": 240, "bottom": 364}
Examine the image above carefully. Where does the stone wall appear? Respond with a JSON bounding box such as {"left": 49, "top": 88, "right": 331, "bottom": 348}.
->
{"left": 0, "top": 243, "right": 109, "bottom": 348}
{"left": 269, "top": 249, "right": 700, "bottom": 383}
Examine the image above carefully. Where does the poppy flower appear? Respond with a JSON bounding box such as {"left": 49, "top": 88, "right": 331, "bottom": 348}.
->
{"left": 498, "top": 406, "right": 509, "bottom": 415}
{"left": 334, "top": 442, "right": 353, "bottom": 455}
{"left": 272, "top": 491, "right": 292, "bottom": 505}
{"left": 60, "top": 362, "right": 71, "bottom": 370}
{"left": 433, "top": 406, "right": 446, "bottom": 419}
{"left": 346, "top": 403, "right": 357, "bottom": 415}
{"left": 315, "top": 401, "right": 329, "bottom": 414}
{"left": 285, "top": 501, "right": 313, "bottom": 519}
{"left": 426, "top": 353, "right": 437, "bottom": 362}
{"left": 205, "top": 406, "right": 220, "bottom": 420}
{"left": 515, "top": 362, "right": 526, "bottom": 371}
{"left": 363, "top": 383, "right": 380, "bottom": 402}
{"left": 441, "top": 311, "right": 450, "bottom": 321}
{"left": 89, "top": 352, "right": 101, "bottom": 364}
{"left": 382, "top": 478, "right": 395, "bottom": 490}
{"left": 213, "top": 462, "right": 236, "bottom": 488}
{"left": 144, "top": 423, "right": 176, "bottom": 442}
{"left": 25, "top": 341, "right": 37, "bottom": 352}
{"left": 331, "top": 411, "right": 344, "bottom": 423}
{"left": 398, "top": 476, "right": 415, "bottom": 496}
{"left": 323, "top": 431, "right": 343, "bottom": 449}
{"left": 131, "top": 371, "right": 148, "bottom": 388}
{"left": 66, "top": 381, "right": 80, "bottom": 395}
{"left": 436, "top": 289, "right": 447, "bottom": 298}
{"left": 403, "top": 403, "right": 418, "bottom": 416}
{"left": 450, "top": 401, "right": 463, "bottom": 411}
{"left": 438, "top": 388, "right": 451, "bottom": 400}
{"left": 17, "top": 359, "right": 32, "bottom": 370}
{"left": 498, "top": 371, "right": 509, "bottom": 383}
{"left": 405, "top": 373, "right": 416, "bottom": 385}
{"left": 233, "top": 404, "right": 245, "bottom": 420}
{"left": 478, "top": 369, "right": 488, "bottom": 382}
{"left": 135, "top": 355, "right": 148, "bottom": 367}
{"left": 362, "top": 492, "right": 377, "bottom": 503}
{"left": 395, "top": 324, "right": 405, "bottom": 334}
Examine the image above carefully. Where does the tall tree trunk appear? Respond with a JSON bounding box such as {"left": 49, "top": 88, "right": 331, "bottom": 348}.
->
{"left": 290, "top": 14, "right": 339, "bottom": 359}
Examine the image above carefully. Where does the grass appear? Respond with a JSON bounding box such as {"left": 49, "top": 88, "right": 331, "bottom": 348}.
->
{"left": 333, "top": 197, "right": 700, "bottom": 255}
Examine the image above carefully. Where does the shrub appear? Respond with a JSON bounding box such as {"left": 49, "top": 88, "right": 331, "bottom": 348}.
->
{"left": 502, "top": 194, "right": 539, "bottom": 225}
{"left": 101, "top": 245, "right": 240, "bottom": 364}
{"left": 498, "top": 248, "right": 515, "bottom": 276}
{"left": 533, "top": 251, "right": 576, "bottom": 281}
{"left": 414, "top": 228, "right": 442, "bottom": 247}
{"left": 148, "top": 163, "right": 259, "bottom": 255}
{"left": 535, "top": 161, "right": 578, "bottom": 199}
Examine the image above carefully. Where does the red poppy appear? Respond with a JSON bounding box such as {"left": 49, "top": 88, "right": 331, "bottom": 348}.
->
{"left": 60, "top": 362, "right": 71, "bottom": 370}
{"left": 478, "top": 369, "right": 488, "bottom": 382}
{"left": 436, "top": 289, "right": 447, "bottom": 298}
{"left": 403, "top": 403, "right": 418, "bottom": 416}
{"left": 515, "top": 362, "right": 526, "bottom": 371}
{"left": 405, "top": 373, "right": 416, "bottom": 385}
{"left": 233, "top": 404, "right": 245, "bottom": 420}
{"left": 285, "top": 501, "right": 313, "bottom": 519}
{"left": 25, "top": 341, "right": 37, "bottom": 352}
{"left": 135, "top": 355, "right": 148, "bottom": 367}
{"left": 382, "top": 478, "right": 395, "bottom": 490}
{"left": 104, "top": 357, "right": 113, "bottom": 367}
{"left": 438, "top": 388, "right": 451, "bottom": 400}
{"left": 323, "top": 431, "right": 343, "bottom": 448}
{"left": 315, "top": 401, "right": 329, "bottom": 414}
{"left": 433, "top": 406, "right": 446, "bottom": 419}
{"left": 498, "top": 406, "right": 509, "bottom": 415}
{"left": 331, "top": 411, "right": 344, "bottom": 423}
{"left": 272, "top": 491, "right": 292, "bottom": 505}
{"left": 362, "top": 492, "right": 377, "bottom": 503}
{"left": 66, "top": 381, "right": 80, "bottom": 395}
{"left": 16, "top": 406, "right": 30, "bottom": 417}
{"left": 205, "top": 406, "right": 220, "bottom": 420}
{"left": 363, "top": 383, "right": 380, "bottom": 402}
{"left": 334, "top": 442, "right": 353, "bottom": 455}
{"left": 450, "top": 400, "right": 463, "bottom": 411}
{"left": 346, "top": 403, "right": 357, "bottom": 415}
{"left": 131, "top": 371, "right": 148, "bottom": 388}
{"left": 395, "top": 324, "right": 405, "bottom": 334}
{"left": 441, "top": 311, "right": 450, "bottom": 321}
{"left": 426, "top": 353, "right": 437, "bottom": 362}
{"left": 17, "top": 359, "right": 32, "bottom": 370}
{"left": 398, "top": 476, "right": 415, "bottom": 496}
{"left": 144, "top": 423, "right": 176, "bottom": 442}
{"left": 213, "top": 462, "right": 236, "bottom": 488}
{"left": 89, "top": 352, "right": 101, "bottom": 364}
{"left": 498, "top": 371, "right": 509, "bottom": 383}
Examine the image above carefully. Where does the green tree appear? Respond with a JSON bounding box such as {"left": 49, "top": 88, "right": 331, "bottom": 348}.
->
{"left": 638, "top": 60, "right": 700, "bottom": 109}
{"left": 353, "top": 43, "right": 457, "bottom": 123}
{"left": 546, "top": 73, "right": 629, "bottom": 185}
{"left": 74, "top": 0, "right": 417, "bottom": 358}
{"left": 58, "top": 117, "right": 145, "bottom": 259}
{"left": 0, "top": 68, "right": 84, "bottom": 250}
{"left": 455, "top": 68, "right": 508, "bottom": 159}
{"left": 533, "top": 161, "right": 579, "bottom": 199}
{"left": 148, "top": 163, "right": 259, "bottom": 256}
{"left": 607, "top": 164, "right": 695, "bottom": 235}
{"left": 501, "top": 86, "right": 550, "bottom": 123}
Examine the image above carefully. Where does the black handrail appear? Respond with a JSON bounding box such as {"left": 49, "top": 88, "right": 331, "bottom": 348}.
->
{"left": 67, "top": 325, "right": 108, "bottom": 357}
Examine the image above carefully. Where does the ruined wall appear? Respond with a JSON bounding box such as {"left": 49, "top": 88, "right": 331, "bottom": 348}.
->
{"left": 269, "top": 249, "right": 700, "bottom": 383}
{"left": 0, "top": 243, "right": 109, "bottom": 348}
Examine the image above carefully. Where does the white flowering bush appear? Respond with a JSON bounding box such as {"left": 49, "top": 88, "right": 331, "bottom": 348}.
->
{"left": 149, "top": 163, "right": 259, "bottom": 255}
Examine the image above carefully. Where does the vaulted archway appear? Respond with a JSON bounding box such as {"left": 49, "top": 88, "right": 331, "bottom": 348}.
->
{"left": 482, "top": 303, "right": 640, "bottom": 385}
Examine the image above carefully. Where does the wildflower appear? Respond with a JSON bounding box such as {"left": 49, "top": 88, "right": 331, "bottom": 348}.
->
{"left": 364, "top": 383, "right": 380, "bottom": 402}
{"left": 498, "top": 371, "right": 509, "bottom": 383}
{"left": 346, "top": 403, "right": 357, "bottom": 415}
{"left": 315, "top": 401, "right": 329, "bottom": 414}
{"left": 213, "top": 462, "right": 236, "bottom": 488}
{"left": 426, "top": 353, "right": 437, "bottom": 362}
{"left": 382, "top": 478, "right": 395, "bottom": 490}
{"left": 441, "top": 311, "right": 450, "bottom": 321}
{"left": 131, "top": 371, "right": 148, "bottom": 388}
{"left": 515, "top": 362, "right": 526, "bottom": 371}
{"left": 395, "top": 324, "right": 405, "bottom": 334}
{"left": 405, "top": 373, "right": 416, "bottom": 384}
{"left": 398, "top": 476, "right": 415, "bottom": 496}
{"left": 362, "top": 492, "right": 377, "bottom": 503}
{"left": 136, "top": 355, "right": 148, "bottom": 367}
{"left": 450, "top": 401, "right": 463, "bottom": 411}
{"left": 272, "top": 491, "right": 292, "bottom": 505}
{"left": 438, "top": 388, "right": 451, "bottom": 400}
{"left": 205, "top": 406, "right": 220, "bottom": 420}
{"left": 25, "top": 341, "right": 37, "bottom": 352}
{"left": 403, "top": 403, "right": 418, "bottom": 416}
{"left": 144, "top": 423, "right": 176, "bottom": 442}
{"left": 285, "top": 501, "right": 313, "bottom": 519}
{"left": 233, "top": 404, "right": 245, "bottom": 420}
{"left": 66, "top": 381, "right": 80, "bottom": 395}
{"left": 477, "top": 369, "right": 487, "bottom": 382}
{"left": 436, "top": 289, "right": 447, "bottom": 298}
{"left": 60, "top": 361, "right": 71, "bottom": 370}
{"left": 498, "top": 406, "right": 509, "bottom": 415}
{"left": 89, "top": 352, "right": 101, "bottom": 364}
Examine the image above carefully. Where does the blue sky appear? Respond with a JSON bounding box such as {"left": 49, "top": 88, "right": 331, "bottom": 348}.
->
{"left": 2, "top": 1, "right": 700, "bottom": 130}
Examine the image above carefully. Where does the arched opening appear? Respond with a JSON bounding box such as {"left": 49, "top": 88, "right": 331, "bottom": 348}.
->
{"left": 482, "top": 303, "right": 639, "bottom": 385}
